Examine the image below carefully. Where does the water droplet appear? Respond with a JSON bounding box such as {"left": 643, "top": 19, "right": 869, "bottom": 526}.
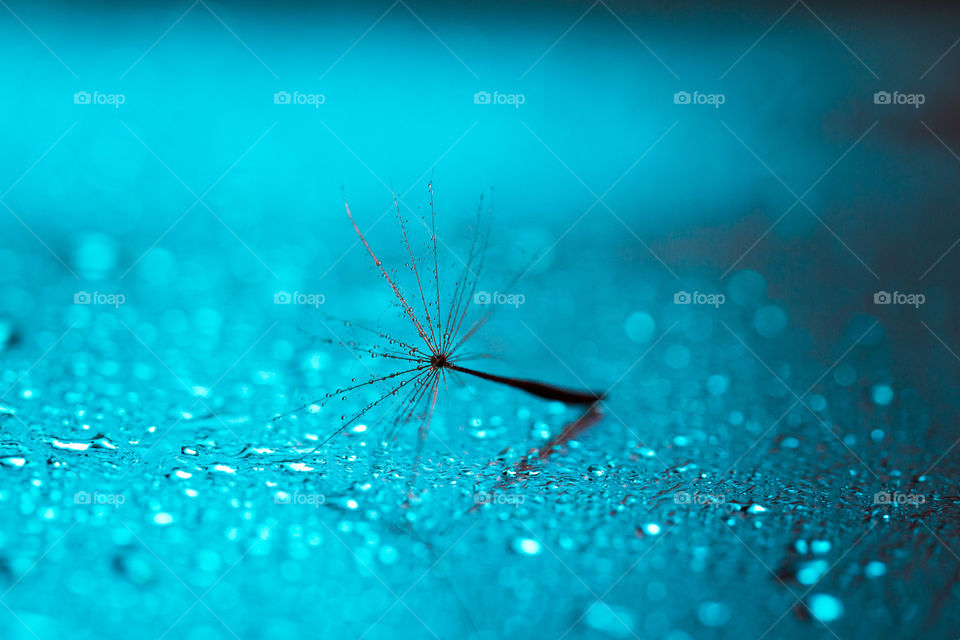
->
{"left": 864, "top": 561, "right": 887, "bottom": 578}
{"left": 624, "top": 312, "right": 655, "bottom": 343}
{"left": 50, "top": 439, "right": 91, "bottom": 452}
{"left": 585, "top": 602, "right": 636, "bottom": 637}
{"left": 513, "top": 537, "right": 542, "bottom": 555}
{"left": 871, "top": 384, "right": 894, "bottom": 406}
{"left": 707, "top": 374, "right": 729, "bottom": 396}
{"left": 810, "top": 540, "right": 831, "bottom": 554}
{"left": 797, "top": 560, "right": 829, "bottom": 585}
{"left": 807, "top": 594, "right": 843, "bottom": 622}
{"left": 697, "top": 601, "right": 731, "bottom": 627}
{"left": 92, "top": 434, "right": 118, "bottom": 450}
{"left": 378, "top": 546, "right": 399, "bottom": 564}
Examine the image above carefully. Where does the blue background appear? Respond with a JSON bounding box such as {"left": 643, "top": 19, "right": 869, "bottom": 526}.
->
{"left": 1, "top": 1, "right": 959, "bottom": 639}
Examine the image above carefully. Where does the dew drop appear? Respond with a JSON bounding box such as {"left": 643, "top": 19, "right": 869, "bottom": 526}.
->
{"left": 697, "top": 601, "right": 731, "bottom": 627}
{"left": 797, "top": 560, "right": 829, "bottom": 585}
{"left": 92, "top": 434, "right": 118, "bottom": 450}
{"left": 513, "top": 537, "right": 542, "bottom": 555}
{"left": 50, "top": 439, "right": 91, "bottom": 452}
{"left": 871, "top": 384, "right": 894, "bottom": 406}
{"left": 807, "top": 594, "right": 843, "bottom": 622}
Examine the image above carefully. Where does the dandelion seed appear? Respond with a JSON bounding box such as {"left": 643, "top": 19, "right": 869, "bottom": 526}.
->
{"left": 277, "top": 185, "right": 605, "bottom": 458}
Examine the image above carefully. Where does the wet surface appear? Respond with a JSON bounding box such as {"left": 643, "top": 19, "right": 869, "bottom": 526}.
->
{"left": 1, "top": 240, "right": 957, "bottom": 640}
{"left": 3, "top": 2, "right": 960, "bottom": 638}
